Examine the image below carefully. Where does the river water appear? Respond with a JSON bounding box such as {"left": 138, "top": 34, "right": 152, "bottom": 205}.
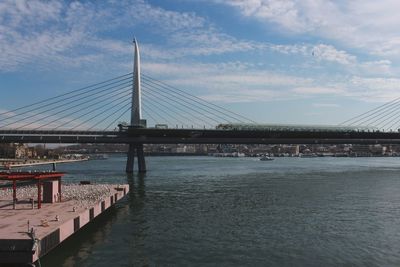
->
{"left": 37, "top": 156, "right": 400, "bottom": 266}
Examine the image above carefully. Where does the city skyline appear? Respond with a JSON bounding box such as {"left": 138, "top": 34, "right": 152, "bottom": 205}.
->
{"left": 1, "top": 0, "right": 400, "bottom": 126}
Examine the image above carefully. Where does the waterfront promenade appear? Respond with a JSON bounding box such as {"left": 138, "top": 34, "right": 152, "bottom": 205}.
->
{"left": 0, "top": 183, "right": 129, "bottom": 266}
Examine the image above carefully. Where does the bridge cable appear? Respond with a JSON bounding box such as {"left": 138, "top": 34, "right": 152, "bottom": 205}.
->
{"left": 0, "top": 77, "right": 132, "bottom": 126}
{"left": 68, "top": 95, "right": 132, "bottom": 131}
{"left": 142, "top": 74, "right": 254, "bottom": 123}
{"left": 132, "top": 74, "right": 179, "bottom": 125}
{"left": 142, "top": 74, "right": 256, "bottom": 124}
{"left": 350, "top": 101, "right": 400, "bottom": 128}
{"left": 384, "top": 112, "right": 400, "bottom": 131}
{"left": 142, "top": 83, "right": 222, "bottom": 126}
{"left": 103, "top": 105, "right": 132, "bottom": 131}
{"left": 50, "top": 88, "right": 132, "bottom": 130}
{"left": 339, "top": 97, "right": 400, "bottom": 125}
{"left": 142, "top": 108, "right": 159, "bottom": 125}
{"left": 141, "top": 100, "right": 177, "bottom": 127}
{"left": 39, "top": 88, "right": 133, "bottom": 130}
{"left": 340, "top": 100, "right": 400, "bottom": 126}
{"left": 71, "top": 99, "right": 132, "bottom": 130}
{"left": 0, "top": 73, "right": 132, "bottom": 119}
{"left": 28, "top": 86, "right": 132, "bottom": 130}
{"left": 141, "top": 93, "right": 200, "bottom": 128}
{"left": 142, "top": 87, "right": 214, "bottom": 127}
{"left": 141, "top": 89, "right": 211, "bottom": 128}
{"left": 8, "top": 82, "right": 132, "bottom": 129}
{"left": 89, "top": 101, "right": 132, "bottom": 131}
{"left": 350, "top": 103, "right": 400, "bottom": 129}
{"left": 142, "top": 76, "right": 246, "bottom": 124}
{"left": 370, "top": 104, "right": 400, "bottom": 130}
{"left": 141, "top": 79, "right": 241, "bottom": 124}
{"left": 142, "top": 94, "right": 183, "bottom": 125}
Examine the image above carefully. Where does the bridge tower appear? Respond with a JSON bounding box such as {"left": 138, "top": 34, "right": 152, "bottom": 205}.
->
{"left": 126, "top": 38, "right": 146, "bottom": 173}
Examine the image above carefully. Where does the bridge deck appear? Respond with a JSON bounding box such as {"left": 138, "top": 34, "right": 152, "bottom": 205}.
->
{"left": 0, "top": 129, "right": 400, "bottom": 144}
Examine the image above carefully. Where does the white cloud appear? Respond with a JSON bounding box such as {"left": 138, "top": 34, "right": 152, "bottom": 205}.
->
{"left": 312, "top": 103, "right": 340, "bottom": 108}
{"left": 357, "top": 60, "right": 393, "bottom": 76}
{"left": 348, "top": 76, "right": 400, "bottom": 102}
{"left": 311, "top": 44, "right": 356, "bottom": 65}
{"left": 270, "top": 43, "right": 356, "bottom": 65}
{"left": 143, "top": 61, "right": 312, "bottom": 87}
{"left": 0, "top": 1, "right": 102, "bottom": 71}
{"left": 199, "top": 89, "right": 280, "bottom": 103}
{"left": 218, "top": 0, "right": 400, "bottom": 56}
{"left": 141, "top": 61, "right": 316, "bottom": 103}
{"left": 0, "top": 0, "right": 62, "bottom": 27}
{"left": 292, "top": 86, "right": 345, "bottom": 95}
{"left": 1, "top": 0, "right": 399, "bottom": 108}
{"left": 0, "top": 0, "right": 266, "bottom": 73}
{"left": 0, "top": 0, "right": 371, "bottom": 77}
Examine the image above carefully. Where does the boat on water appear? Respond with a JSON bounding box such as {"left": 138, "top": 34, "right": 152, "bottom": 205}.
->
{"left": 212, "top": 152, "right": 245, "bottom": 157}
{"left": 259, "top": 156, "right": 274, "bottom": 161}
{"left": 300, "top": 154, "right": 318, "bottom": 158}
{"left": 89, "top": 154, "right": 109, "bottom": 160}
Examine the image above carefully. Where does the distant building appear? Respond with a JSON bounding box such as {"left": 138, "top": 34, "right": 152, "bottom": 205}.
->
{"left": 0, "top": 144, "right": 15, "bottom": 158}
{"left": 0, "top": 143, "right": 38, "bottom": 159}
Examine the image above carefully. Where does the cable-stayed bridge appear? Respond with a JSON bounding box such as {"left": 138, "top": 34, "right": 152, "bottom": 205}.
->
{"left": 2, "top": 39, "right": 400, "bottom": 172}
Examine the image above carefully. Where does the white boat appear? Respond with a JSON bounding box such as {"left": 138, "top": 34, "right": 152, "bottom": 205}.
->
{"left": 89, "top": 154, "right": 109, "bottom": 160}
{"left": 259, "top": 156, "right": 274, "bottom": 161}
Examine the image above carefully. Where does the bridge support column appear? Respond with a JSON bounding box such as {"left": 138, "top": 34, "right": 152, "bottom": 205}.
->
{"left": 126, "top": 144, "right": 147, "bottom": 173}
{"left": 136, "top": 144, "right": 146, "bottom": 173}
{"left": 126, "top": 144, "right": 135, "bottom": 173}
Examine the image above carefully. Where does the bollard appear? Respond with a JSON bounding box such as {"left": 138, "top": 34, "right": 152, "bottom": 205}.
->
{"left": 31, "top": 198, "right": 34, "bottom": 210}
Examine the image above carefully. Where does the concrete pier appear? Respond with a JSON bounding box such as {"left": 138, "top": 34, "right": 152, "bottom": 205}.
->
{"left": 0, "top": 183, "right": 129, "bottom": 266}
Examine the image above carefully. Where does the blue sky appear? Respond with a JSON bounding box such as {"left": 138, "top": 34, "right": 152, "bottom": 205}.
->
{"left": 1, "top": 0, "right": 400, "bottom": 126}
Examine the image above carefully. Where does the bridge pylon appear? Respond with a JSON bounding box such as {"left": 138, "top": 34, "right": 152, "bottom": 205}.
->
{"left": 126, "top": 38, "right": 146, "bottom": 173}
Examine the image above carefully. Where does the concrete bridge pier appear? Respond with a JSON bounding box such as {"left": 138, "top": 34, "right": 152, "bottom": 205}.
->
{"left": 126, "top": 143, "right": 146, "bottom": 173}
{"left": 136, "top": 144, "right": 146, "bottom": 173}
{"left": 126, "top": 144, "right": 136, "bottom": 173}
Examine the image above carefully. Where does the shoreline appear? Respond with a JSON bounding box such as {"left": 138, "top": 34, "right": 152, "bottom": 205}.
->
{"left": 0, "top": 158, "right": 88, "bottom": 170}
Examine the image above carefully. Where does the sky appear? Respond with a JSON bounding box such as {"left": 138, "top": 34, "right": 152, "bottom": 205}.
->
{"left": 1, "top": 0, "right": 400, "bottom": 126}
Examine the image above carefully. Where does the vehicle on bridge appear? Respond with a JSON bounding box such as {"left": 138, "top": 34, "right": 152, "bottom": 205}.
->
{"left": 216, "top": 123, "right": 377, "bottom": 132}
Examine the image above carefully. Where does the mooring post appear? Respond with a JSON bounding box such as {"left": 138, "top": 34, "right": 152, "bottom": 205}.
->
{"left": 126, "top": 143, "right": 136, "bottom": 173}
{"left": 37, "top": 181, "right": 41, "bottom": 209}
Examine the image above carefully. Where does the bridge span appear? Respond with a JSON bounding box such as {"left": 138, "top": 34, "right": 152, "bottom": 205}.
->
{"left": 1, "top": 128, "right": 400, "bottom": 145}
